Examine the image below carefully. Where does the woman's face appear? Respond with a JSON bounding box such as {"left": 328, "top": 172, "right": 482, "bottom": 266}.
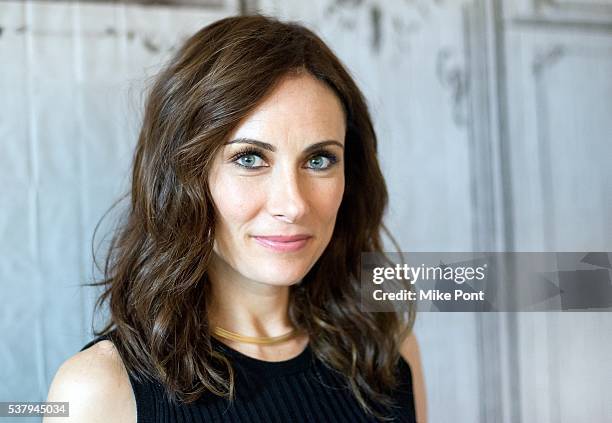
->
{"left": 208, "top": 72, "right": 346, "bottom": 287}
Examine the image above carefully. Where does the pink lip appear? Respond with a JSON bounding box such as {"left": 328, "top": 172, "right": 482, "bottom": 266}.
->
{"left": 252, "top": 235, "right": 312, "bottom": 252}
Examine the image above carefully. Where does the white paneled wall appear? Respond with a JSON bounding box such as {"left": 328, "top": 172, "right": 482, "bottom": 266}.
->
{"left": 502, "top": 2, "right": 612, "bottom": 422}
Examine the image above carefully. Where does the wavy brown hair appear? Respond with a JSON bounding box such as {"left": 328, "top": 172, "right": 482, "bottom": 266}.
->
{"left": 90, "top": 14, "right": 415, "bottom": 419}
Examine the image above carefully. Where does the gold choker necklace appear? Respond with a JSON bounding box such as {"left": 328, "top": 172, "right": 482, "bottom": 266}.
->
{"left": 212, "top": 326, "right": 298, "bottom": 345}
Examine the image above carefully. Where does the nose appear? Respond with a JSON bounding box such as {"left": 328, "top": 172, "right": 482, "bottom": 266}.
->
{"left": 267, "top": 166, "right": 309, "bottom": 223}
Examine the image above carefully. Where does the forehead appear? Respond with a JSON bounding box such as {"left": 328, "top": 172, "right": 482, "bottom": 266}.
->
{"left": 227, "top": 72, "right": 347, "bottom": 146}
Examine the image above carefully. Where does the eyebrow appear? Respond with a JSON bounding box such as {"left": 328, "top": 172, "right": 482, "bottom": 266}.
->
{"left": 224, "top": 138, "right": 344, "bottom": 154}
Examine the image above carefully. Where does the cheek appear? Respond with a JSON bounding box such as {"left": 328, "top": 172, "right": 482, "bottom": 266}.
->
{"left": 211, "top": 173, "right": 263, "bottom": 227}
{"left": 310, "top": 176, "right": 345, "bottom": 221}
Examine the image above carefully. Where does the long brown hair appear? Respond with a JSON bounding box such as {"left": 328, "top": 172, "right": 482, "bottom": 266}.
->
{"left": 91, "top": 14, "right": 414, "bottom": 419}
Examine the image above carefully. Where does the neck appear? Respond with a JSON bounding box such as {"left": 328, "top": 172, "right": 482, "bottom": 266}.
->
{"left": 207, "top": 253, "right": 294, "bottom": 338}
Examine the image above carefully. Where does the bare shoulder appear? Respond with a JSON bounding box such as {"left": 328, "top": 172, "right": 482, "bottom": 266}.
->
{"left": 400, "top": 332, "right": 428, "bottom": 423}
{"left": 399, "top": 331, "right": 421, "bottom": 363}
{"left": 44, "top": 340, "right": 136, "bottom": 423}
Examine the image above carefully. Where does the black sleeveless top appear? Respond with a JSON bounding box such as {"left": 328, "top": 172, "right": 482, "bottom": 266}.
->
{"left": 81, "top": 334, "right": 416, "bottom": 423}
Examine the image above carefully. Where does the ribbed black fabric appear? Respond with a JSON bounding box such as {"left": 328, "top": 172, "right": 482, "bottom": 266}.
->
{"left": 81, "top": 333, "right": 416, "bottom": 423}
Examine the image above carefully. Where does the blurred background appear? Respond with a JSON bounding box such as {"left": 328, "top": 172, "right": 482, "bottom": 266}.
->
{"left": 1, "top": 0, "right": 611, "bottom": 422}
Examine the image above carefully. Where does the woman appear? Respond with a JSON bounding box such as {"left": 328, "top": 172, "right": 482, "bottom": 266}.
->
{"left": 46, "top": 15, "right": 426, "bottom": 423}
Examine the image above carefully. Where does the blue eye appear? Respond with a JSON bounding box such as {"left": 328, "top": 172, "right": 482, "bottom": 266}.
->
{"left": 236, "top": 154, "right": 265, "bottom": 168}
{"left": 307, "top": 156, "right": 330, "bottom": 169}
{"left": 306, "top": 153, "right": 338, "bottom": 171}
{"left": 232, "top": 149, "right": 267, "bottom": 169}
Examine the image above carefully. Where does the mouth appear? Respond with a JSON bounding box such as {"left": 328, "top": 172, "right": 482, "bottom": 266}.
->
{"left": 251, "top": 235, "right": 312, "bottom": 253}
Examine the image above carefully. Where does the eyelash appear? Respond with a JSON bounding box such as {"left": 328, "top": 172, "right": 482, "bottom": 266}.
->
{"left": 230, "top": 147, "right": 339, "bottom": 171}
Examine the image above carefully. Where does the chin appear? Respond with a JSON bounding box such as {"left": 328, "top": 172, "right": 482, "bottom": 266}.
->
{"left": 251, "top": 265, "right": 309, "bottom": 287}
{"left": 247, "top": 247, "right": 321, "bottom": 284}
